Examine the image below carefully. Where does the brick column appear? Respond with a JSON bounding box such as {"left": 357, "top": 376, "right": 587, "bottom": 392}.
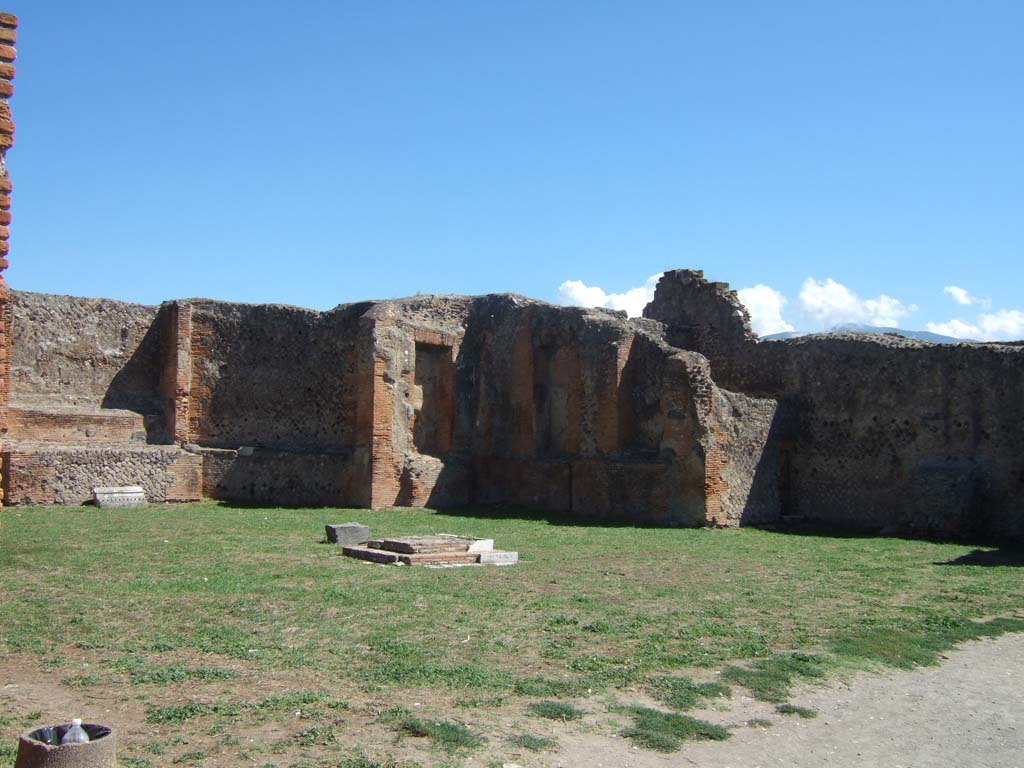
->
{"left": 159, "top": 302, "right": 193, "bottom": 443}
{"left": 0, "top": 12, "right": 16, "bottom": 513}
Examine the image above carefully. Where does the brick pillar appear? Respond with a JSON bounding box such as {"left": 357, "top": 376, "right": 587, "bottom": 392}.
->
{"left": 0, "top": 13, "right": 16, "bottom": 514}
{"left": 353, "top": 319, "right": 401, "bottom": 509}
{"left": 159, "top": 301, "right": 193, "bottom": 443}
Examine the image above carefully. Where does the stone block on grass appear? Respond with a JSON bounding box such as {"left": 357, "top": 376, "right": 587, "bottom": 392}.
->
{"left": 326, "top": 522, "right": 370, "bottom": 546}
{"left": 479, "top": 550, "right": 518, "bottom": 566}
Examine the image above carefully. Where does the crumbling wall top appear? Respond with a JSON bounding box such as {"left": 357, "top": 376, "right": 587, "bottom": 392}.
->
{"left": 642, "top": 269, "right": 757, "bottom": 358}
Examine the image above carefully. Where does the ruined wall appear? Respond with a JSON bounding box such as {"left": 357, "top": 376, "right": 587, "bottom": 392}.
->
{"left": 646, "top": 270, "right": 1024, "bottom": 539}
{"left": 182, "top": 300, "right": 365, "bottom": 450}
{"left": 9, "top": 291, "right": 163, "bottom": 411}
{"left": 163, "top": 299, "right": 379, "bottom": 507}
{"left": 342, "top": 292, "right": 737, "bottom": 523}
{"left": 760, "top": 337, "right": 1024, "bottom": 538}
{"left": 440, "top": 297, "right": 747, "bottom": 525}
{"left": 1, "top": 290, "right": 204, "bottom": 504}
{"left": 8, "top": 262, "right": 1017, "bottom": 540}
{"left": 643, "top": 269, "right": 756, "bottom": 392}
{"left": 199, "top": 447, "right": 366, "bottom": 507}
{"left": 155, "top": 289, "right": 775, "bottom": 525}
{"left": 3, "top": 446, "right": 201, "bottom": 505}
{"left": 708, "top": 389, "right": 779, "bottom": 525}
{"left": 354, "top": 296, "right": 473, "bottom": 509}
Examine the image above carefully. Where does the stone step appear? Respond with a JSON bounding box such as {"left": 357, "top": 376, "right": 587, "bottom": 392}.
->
{"left": 341, "top": 544, "right": 516, "bottom": 567}
{"left": 4, "top": 405, "right": 156, "bottom": 443}
{"left": 368, "top": 534, "right": 489, "bottom": 554}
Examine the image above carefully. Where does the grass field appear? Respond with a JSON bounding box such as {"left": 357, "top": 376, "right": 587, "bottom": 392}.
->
{"left": 1, "top": 503, "right": 1022, "bottom": 767}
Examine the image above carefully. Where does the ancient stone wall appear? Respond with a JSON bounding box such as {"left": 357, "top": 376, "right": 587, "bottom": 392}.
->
{"left": 762, "top": 337, "right": 1024, "bottom": 538}
{"left": 439, "top": 297, "right": 748, "bottom": 525}
{"left": 180, "top": 299, "right": 366, "bottom": 450}
{"left": 3, "top": 446, "right": 201, "bottom": 505}
{"left": 0, "top": 286, "right": 781, "bottom": 525}
{"left": 355, "top": 296, "right": 473, "bottom": 509}
{"left": 9, "top": 291, "right": 163, "bottom": 412}
{"left": 646, "top": 269, "right": 1024, "bottom": 539}
{"left": 5, "top": 264, "right": 1019, "bottom": 540}
{"left": 198, "top": 447, "right": 366, "bottom": 507}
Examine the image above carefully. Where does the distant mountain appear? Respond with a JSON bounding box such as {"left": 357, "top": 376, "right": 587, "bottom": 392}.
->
{"left": 763, "top": 323, "right": 973, "bottom": 344}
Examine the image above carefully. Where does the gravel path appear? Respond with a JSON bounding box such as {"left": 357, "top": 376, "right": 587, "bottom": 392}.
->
{"left": 554, "top": 632, "right": 1024, "bottom": 768}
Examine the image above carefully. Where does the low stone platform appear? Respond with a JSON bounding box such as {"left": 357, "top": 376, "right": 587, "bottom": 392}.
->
{"left": 1, "top": 442, "right": 203, "bottom": 505}
{"left": 343, "top": 533, "right": 517, "bottom": 567}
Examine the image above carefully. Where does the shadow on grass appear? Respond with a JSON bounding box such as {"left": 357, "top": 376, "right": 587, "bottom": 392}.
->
{"left": 210, "top": 500, "right": 666, "bottom": 530}
{"left": 750, "top": 520, "right": 1023, "bottom": 549}
{"left": 427, "top": 504, "right": 691, "bottom": 530}
{"left": 212, "top": 500, "right": 342, "bottom": 511}
{"left": 934, "top": 548, "right": 1024, "bottom": 567}
{"left": 199, "top": 501, "right": 1024, "bottom": 560}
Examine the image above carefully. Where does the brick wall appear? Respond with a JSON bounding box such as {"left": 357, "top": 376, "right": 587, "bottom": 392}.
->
{"left": 446, "top": 297, "right": 726, "bottom": 524}
{"left": 0, "top": 12, "right": 16, "bottom": 511}
{"left": 199, "top": 447, "right": 365, "bottom": 506}
{"left": 183, "top": 300, "right": 363, "bottom": 450}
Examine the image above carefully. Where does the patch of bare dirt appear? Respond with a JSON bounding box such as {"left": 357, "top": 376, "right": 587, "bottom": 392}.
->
{"left": 549, "top": 632, "right": 1024, "bottom": 768}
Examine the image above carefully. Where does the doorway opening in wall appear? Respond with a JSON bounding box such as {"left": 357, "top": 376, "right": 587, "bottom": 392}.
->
{"left": 412, "top": 342, "right": 453, "bottom": 457}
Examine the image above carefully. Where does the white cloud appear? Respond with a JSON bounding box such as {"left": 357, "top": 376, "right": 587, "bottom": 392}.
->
{"left": 978, "top": 309, "right": 1024, "bottom": 339}
{"left": 798, "top": 277, "right": 917, "bottom": 329}
{"left": 926, "top": 309, "right": 1024, "bottom": 341}
{"left": 556, "top": 273, "right": 662, "bottom": 317}
{"left": 942, "top": 285, "right": 991, "bottom": 309}
{"left": 943, "top": 286, "right": 974, "bottom": 305}
{"left": 925, "top": 319, "right": 981, "bottom": 339}
{"left": 737, "top": 284, "right": 794, "bottom": 336}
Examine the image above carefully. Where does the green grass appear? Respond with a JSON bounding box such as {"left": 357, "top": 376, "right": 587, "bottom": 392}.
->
{"left": 526, "top": 701, "right": 585, "bottom": 721}
{"left": 171, "top": 752, "right": 207, "bottom": 765}
{"left": 647, "top": 676, "right": 731, "bottom": 710}
{"left": 110, "top": 656, "right": 238, "bottom": 686}
{"left": 289, "top": 726, "right": 337, "bottom": 746}
{"left": 1, "top": 502, "right": 1023, "bottom": 766}
{"left": 721, "top": 653, "right": 831, "bottom": 703}
{"left": 144, "top": 691, "right": 350, "bottom": 726}
{"left": 395, "top": 716, "right": 483, "bottom": 752}
{"left": 336, "top": 757, "right": 407, "bottom": 768}
{"left": 507, "top": 733, "right": 558, "bottom": 751}
{"left": 146, "top": 701, "right": 213, "bottom": 725}
{"left": 59, "top": 673, "right": 98, "bottom": 688}
{"left": 620, "top": 706, "right": 730, "bottom": 752}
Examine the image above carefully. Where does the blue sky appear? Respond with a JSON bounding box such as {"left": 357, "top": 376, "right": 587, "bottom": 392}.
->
{"left": 4, "top": 1, "right": 1022, "bottom": 338}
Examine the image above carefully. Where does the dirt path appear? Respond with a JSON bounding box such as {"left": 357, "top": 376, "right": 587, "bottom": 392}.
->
{"left": 554, "top": 632, "right": 1024, "bottom": 768}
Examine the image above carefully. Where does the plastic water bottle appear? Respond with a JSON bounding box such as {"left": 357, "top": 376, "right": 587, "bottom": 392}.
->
{"left": 60, "top": 718, "right": 89, "bottom": 744}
